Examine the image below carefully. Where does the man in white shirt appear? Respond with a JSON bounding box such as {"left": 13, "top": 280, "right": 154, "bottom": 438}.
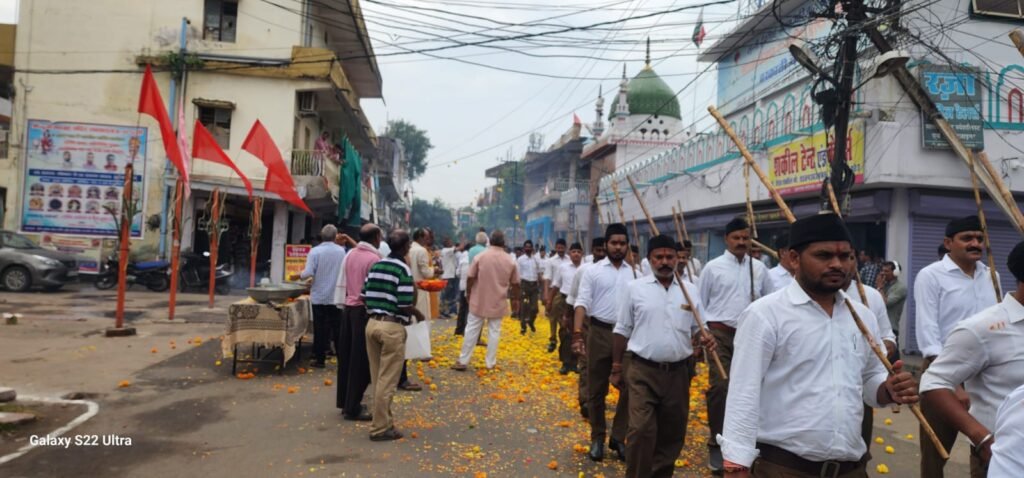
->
{"left": 544, "top": 238, "right": 571, "bottom": 352}
{"left": 439, "top": 238, "right": 460, "bottom": 318}
{"left": 921, "top": 240, "right": 1024, "bottom": 478}
{"left": 988, "top": 383, "right": 1024, "bottom": 476}
{"left": 568, "top": 237, "right": 606, "bottom": 418}
{"left": 516, "top": 240, "right": 542, "bottom": 335}
{"left": 676, "top": 241, "right": 697, "bottom": 283}
{"left": 299, "top": 225, "right": 347, "bottom": 368}
{"left": 913, "top": 215, "right": 1000, "bottom": 477}
{"left": 611, "top": 234, "right": 715, "bottom": 478}
{"left": 766, "top": 233, "right": 794, "bottom": 293}
{"left": 573, "top": 225, "right": 634, "bottom": 462}
{"left": 684, "top": 240, "right": 703, "bottom": 277}
{"left": 454, "top": 250, "right": 470, "bottom": 336}
{"left": 697, "top": 217, "right": 771, "bottom": 473}
{"left": 552, "top": 242, "right": 583, "bottom": 374}
{"left": 720, "top": 213, "right": 919, "bottom": 477}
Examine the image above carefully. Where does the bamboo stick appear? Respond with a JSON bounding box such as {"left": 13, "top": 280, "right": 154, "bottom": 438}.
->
{"left": 625, "top": 175, "right": 727, "bottom": 379}
{"left": 844, "top": 297, "right": 950, "bottom": 459}
{"left": 976, "top": 151, "right": 1024, "bottom": 234}
{"left": 709, "top": 106, "right": 796, "bottom": 223}
{"left": 968, "top": 152, "right": 1004, "bottom": 302}
{"left": 826, "top": 182, "right": 871, "bottom": 306}
{"left": 672, "top": 206, "right": 698, "bottom": 279}
{"left": 1011, "top": 29, "right": 1024, "bottom": 59}
{"left": 751, "top": 239, "right": 778, "bottom": 260}
{"left": 609, "top": 180, "right": 638, "bottom": 278}
{"left": 676, "top": 200, "right": 691, "bottom": 241}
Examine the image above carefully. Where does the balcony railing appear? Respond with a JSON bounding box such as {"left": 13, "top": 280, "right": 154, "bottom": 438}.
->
{"left": 525, "top": 178, "right": 589, "bottom": 211}
{"left": 290, "top": 149, "right": 340, "bottom": 176}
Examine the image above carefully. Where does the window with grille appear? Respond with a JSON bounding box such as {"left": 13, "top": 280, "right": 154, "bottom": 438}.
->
{"left": 204, "top": 0, "right": 238, "bottom": 42}
{"left": 973, "top": 0, "right": 1024, "bottom": 19}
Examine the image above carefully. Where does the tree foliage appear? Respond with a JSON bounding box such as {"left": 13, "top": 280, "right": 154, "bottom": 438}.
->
{"left": 386, "top": 119, "right": 432, "bottom": 181}
{"left": 475, "top": 162, "right": 524, "bottom": 242}
{"left": 411, "top": 198, "right": 455, "bottom": 243}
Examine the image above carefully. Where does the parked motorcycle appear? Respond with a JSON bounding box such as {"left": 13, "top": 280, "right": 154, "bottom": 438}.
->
{"left": 95, "top": 256, "right": 171, "bottom": 291}
{"left": 179, "top": 250, "right": 233, "bottom": 295}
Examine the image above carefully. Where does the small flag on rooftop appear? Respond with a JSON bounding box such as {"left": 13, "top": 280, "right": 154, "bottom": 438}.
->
{"left": 692, "top": 8, "right": 707, "bottom": 48}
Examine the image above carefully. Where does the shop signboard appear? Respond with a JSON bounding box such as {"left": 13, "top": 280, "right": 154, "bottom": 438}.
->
{"left": 20, "top": 120, "right": 147, "bottom": 237}
{"left": 40, "top": 234, "right": 105, "bottom": 274}
{"left": 284, "top": 244, "right": 311, "bottom": 281}
{"left": 768, "top": 122, "right": 865, "bottom": 196}
{"left": 919, "top": 64, "right": 984, "bottom": 150}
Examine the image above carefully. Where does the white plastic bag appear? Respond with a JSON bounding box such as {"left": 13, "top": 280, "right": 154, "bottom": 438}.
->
{"left": 404, "top": 320, "right": 432, "bottom": 360}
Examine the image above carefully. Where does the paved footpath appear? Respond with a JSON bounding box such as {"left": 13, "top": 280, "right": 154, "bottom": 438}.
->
{"left": 0, "top": 286, "right": 969, "bottom": 477}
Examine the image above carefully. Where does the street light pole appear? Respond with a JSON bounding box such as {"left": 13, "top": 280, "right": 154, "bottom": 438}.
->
{"left": 825, "top": 0, "right": 865, "bottom": 215}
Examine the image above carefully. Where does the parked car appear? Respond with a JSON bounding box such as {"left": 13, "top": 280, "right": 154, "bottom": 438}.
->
{"left": 0, "top": 230, "right": 79, "bottom": 292}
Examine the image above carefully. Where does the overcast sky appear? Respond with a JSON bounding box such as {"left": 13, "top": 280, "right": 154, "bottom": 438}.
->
{"left": 359, "top": 0, "right": 739, "bottom": 208}
{"left": 0, "top": 0, "right": 15, "bottom": 23}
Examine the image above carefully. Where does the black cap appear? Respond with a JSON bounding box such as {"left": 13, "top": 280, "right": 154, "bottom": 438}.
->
{"left": 945, "top": 215, "right": 982, "bottom": 238}
{"left": 788, "top": 213, "right": 852, "bottom": 249}
{"left": 592, "top": 236, "right": 605, "bottom": 248}
{"left": 1008, "top": 241, "right": 1024, "bottom": 282}
{"left": 675, "top": 241, "right": 685, "bottom": 252}
{"left": 647, "top": 234, "right": 676, "bottom": 256}
{"left": 555, "top": 238, "right": 567, "bottom": 246}
{"left": 683, "top": 239, "right": 693, "bottom": 249}
{"left": 605, "top": 223, "right": 629, "bottom": 241}
{"left": 775, "top": 232, "right": 791, "bottom": 251}
{"left": 725, "top": 217, "right": 749, "bottom": 235}
{"left": 569, "top": 242, "right": 583, "bottom": 251}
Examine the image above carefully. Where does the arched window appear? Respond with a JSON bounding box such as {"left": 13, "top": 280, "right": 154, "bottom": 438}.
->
{"left": 784, "top": 112, "right": 794, "bottom": 133}
{"left": 1010, "top": 88, "right": 1024, "bottom": 123}
{"left": 768, "top": 120, "right": 777, "bottom": 139}
{"left": 802, "top": 105, "right": 812, "bottom": 128}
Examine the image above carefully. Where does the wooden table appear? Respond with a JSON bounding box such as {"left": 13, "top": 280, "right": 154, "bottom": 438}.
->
{"left": 221, "top": 295, "right": 312, "bottom": 374}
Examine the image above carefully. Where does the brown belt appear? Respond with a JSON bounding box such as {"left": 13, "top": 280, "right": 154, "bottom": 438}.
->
{"left": 632, "top": 354, "right": 688, "bottom": 371}
{"left": 756, "top": 443, "right": 863, "bottom": 477}
{"left": 370, "top": 314, "right": 405, "bottom": 325}
{"left": 589, "top": 317, "right": 614, "bottom": 329}
{"left": 707, "top": 322, "right": 736, "bottom": 333}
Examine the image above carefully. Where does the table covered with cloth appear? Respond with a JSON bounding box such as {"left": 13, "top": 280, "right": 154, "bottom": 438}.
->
{"left": 221, "top": 295, "right": 312, "bottom": 363}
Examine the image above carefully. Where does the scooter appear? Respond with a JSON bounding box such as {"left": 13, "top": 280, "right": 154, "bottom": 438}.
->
{"left": 95, "top": 256, "right": 171, "bottom": 291}
{"left": 179, "top": 250, "right": 233, "bottom": 295}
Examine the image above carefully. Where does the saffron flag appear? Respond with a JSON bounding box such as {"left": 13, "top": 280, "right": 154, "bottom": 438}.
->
{"left": 138, "top": 65, "right": 189, "bottom": 189}
{"left": 692, "top": 8, "right": 706, "bottom": 48}
{"left": 192, "top": 120, "right": 254, "bottom": 199}
{"left": 241, "top": 120, "right": 311, "bottom": 214}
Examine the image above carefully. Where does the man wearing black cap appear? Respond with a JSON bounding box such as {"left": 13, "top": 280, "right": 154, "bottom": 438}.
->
{"left": 551, "top": 242, "right": 584, "bottom": 373}
{"left": 913, "top": 215, "right": 1000, "bottom": 477}
{"left": 676, "top": 241, "right": 697, "bottom": 282}
{"left": 766, "top": 233, "right": 794, "bottom": 292}
{"left": 920, "top": 240, "right": 1024, "bottom": 477}
{"left": 567, "top": 236, "right": 607, "bottom": 417}
{"left": 697, "top": 217, "right": 771, "bottom": 473}
{"left": 573, "top": 224, "right": 634, "bottom": 462}
{"left": 611, "top": 234, "right": 715, "bottom": 477}
{"left": 544, "top": 238, "right": 571, "bottom": 352}
{"left": 719, "top": 214, "right": 919, "bottom": 477}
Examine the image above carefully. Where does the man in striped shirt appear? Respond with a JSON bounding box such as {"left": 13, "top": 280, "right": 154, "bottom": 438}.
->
{"left": 362, "top": 229, "right": 425, "bottom": 442}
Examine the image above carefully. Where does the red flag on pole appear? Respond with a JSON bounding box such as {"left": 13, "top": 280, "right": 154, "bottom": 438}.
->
{"left": 192, "top": 120, "right": 254, "bottom": 199}
{"left": 138, "top": 65, "right": 189, "bottom": 190}
{"left": 241, "top": 120, "right": 311, "bottom": 214}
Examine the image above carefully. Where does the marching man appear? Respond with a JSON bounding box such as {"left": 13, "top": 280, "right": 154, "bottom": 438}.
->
{"left": 719, "top": 213, "right": 920, "bottom": 477}
{"left": 611, "top": 234, "right": 715, "bottom": 477}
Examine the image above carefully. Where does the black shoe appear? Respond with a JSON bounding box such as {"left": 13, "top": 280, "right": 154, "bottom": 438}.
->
{"left": 609, "top": 437, "right": 627, "bottom": 461}
{"left": 580, "top": 405, "right": 589, "bottom": 419}
{"left": 558, "top": 365, "right": 570, "bottom": 375}
{"left": 344, "top": 410, "right": 372, "bottom": 421}
{"left": 568, "top": 364, "right": 579, "bottom": 374}
{"left": 588, "top": 440, "right": 605, "bottom": 461}
{"left": 529, "top": 322, "right": 536, "bottom": 332}
{"left": 547, "top": 342, "right": 556, "bottom": 353}
{"left": 369, "top": 428, "right": 403, "bottom": 441}
{"left": 520, "top": 327, "right": 526, "bottom": 336}
{"left": 310, "top": 361, "right": 326, "bottom": 369}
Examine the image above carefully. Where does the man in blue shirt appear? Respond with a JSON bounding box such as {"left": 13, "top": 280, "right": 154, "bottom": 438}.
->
{"left": 300, "top": 224, "right": 347, "bottom": 368}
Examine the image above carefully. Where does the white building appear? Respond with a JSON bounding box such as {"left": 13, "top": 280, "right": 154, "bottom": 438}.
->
{"left": 0, "top": 0, "right": 381, "bottom": 285}
{"left": 600, "top": 0, "right": 1024, "bottom": 353}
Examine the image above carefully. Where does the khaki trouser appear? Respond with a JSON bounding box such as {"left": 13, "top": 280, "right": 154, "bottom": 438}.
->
{"left": 587, "top": 320, "right": 629, "bottom": 442}
{"left": 519, "top": 280, "right": 539, "bottom": 329}
{"left": 577, "top": 318, "right": 589, "bottom": 409}
{"left": 707, "top": 326, "right": 735, "bottom": 449}
{"left": 366, "top": 318, "right": 407, "bottom": 437}
{"left": 752, "top": 459, "right": 868, "bottom": 478}
{"left": 919, "top": 359, "right": 959, "bottom": 478}
{"left": 549, "top": 291, "right": 566, "bottom": 344}
{"left": 625, "top": 357, "right": 692, "bottom": 478}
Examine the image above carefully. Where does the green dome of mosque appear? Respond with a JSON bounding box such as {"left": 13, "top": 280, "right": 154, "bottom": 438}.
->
{"left": 609, "top": 66, "right": 681, "bottom": 120}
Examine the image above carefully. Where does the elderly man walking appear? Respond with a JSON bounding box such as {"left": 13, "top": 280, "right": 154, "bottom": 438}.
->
{"left": 334, "top": 223, "right": 383, "bottom": 421}
{"left": 452, "top": 230, "right": 520, "bottom": 371}
{"left": 300, "top": 224, "right": 347, "bottom": 368}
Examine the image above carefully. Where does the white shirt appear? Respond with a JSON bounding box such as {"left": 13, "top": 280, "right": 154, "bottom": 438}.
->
{"left": 767, "top": 264, "right": 794, "bottom": 293}
{"left": 697, "top": 251, "right": 771, "bottom": 328}
{"left": 566, "top": 262, "right": 592, "bottom": 306}
{"left": 678, "top": 263, "right": 697, "bottom": 283}
{"left": 378, "top": 241, "right": 391, "bottom": 259}
{"left": 584, "top": 254, "right": 594, "bottom": 264}
{"left": 554, "top": 261, "right": 579, "bottom": 296}
{"left": 914, "top": 254, "right": 1000, "bottom": 357}
{"left": 990, "top": 383, "right": 1024, "bottom": 476}
{"left": 920, "top": 293, "right": 1024, "bottom": 431}
{"left": 457, "top": 253, "right": 470, "bottom": 292}
{"left": 545, "top": 253, "right": 570, "bottom": 283}
{"left": 516, "top": 253, "right": 542, "bottom": 281}
{"left": 719, "top": 283, "right": 889, "bottom": 467}
{"left": 614, "top": 275, "right": 700, "bottom": 363}
{"left": 690, "top": 256, "right": 703, "bottom": 277}
{"left": 440, "top": 247, "right": 457, "bottom": 279}
{"left": 640, "top": 258, "right": 654, "bottom": 277}
{"left": 846, "top": 281, "right": 896, "bottom": 346}
{"left": 575, "top": 258, "right": 636, "bottom": 324}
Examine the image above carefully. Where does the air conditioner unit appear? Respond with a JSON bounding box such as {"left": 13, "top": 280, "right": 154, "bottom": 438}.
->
{"left": 297, "top": 92, "right": 317, "bottom": 116}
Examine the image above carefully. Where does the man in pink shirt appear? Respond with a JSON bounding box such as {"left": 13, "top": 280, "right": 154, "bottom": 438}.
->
{"left": 452, "top": 230, "right": 521, "bottom": 370}
{"left": 335, "top": 224, "right": 383, "bottom": 421}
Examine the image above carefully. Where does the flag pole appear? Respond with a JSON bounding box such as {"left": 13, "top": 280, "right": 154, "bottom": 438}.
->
{"left": 109, "top": 163, "right": 136, "bottom": 336}
{"left": 209, "top": 188, "right": 223, "bottom": 308}
{"left": 168, "top": 178, "right": 184, "bottom": 320}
